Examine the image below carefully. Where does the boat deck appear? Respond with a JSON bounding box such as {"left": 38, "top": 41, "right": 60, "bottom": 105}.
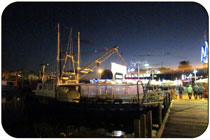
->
{"left": 162, "top": 96, "right": 208, "bottom": 138}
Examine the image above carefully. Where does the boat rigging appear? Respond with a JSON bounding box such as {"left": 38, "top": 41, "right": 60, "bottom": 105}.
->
{"left": 56, "top": 23, "right": 127, "bottom": 85}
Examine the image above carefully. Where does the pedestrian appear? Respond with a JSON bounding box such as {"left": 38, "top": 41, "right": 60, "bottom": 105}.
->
{"left": 187, "top": 85, "right": 193, "bottom": 99}
{"left": 198, "top": 84, "right": 204, "bottom": 99}
{"left": 178, "top": 85, "right": 184, "bottom": 99}
{"left": 193, "top": 84, "right": 199, "bottom": 99}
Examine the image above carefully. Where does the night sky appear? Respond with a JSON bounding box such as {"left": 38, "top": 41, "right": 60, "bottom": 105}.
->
{"left": 2, "top": 2, "right": 208, "bottom": 72}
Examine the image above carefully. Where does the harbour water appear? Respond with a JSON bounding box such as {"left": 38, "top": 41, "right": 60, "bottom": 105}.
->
{"left": 2, "top": 94, "right": 141, "bottom": 138}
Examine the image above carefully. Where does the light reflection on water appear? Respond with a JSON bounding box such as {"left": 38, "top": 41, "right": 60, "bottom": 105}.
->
{"left": 31, "top": 117, "right": 133, "bottom": 138}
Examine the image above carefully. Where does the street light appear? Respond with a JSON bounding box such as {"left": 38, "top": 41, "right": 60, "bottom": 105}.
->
{"left": 193, "top": 69, "right": 198, "bottom": 82}
{"left": 98, "top": 69, "right": 103, "bottom": 74}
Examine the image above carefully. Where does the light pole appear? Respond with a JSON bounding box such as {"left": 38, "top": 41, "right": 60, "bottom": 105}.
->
{"left": 137, "top": 63, "right": 140, "bottom": 80}
{"left": 193, "top": 69, "right": 198, "bottom": 83}
{"left": 131, "top": 61, "right": 149, "bottom": 80}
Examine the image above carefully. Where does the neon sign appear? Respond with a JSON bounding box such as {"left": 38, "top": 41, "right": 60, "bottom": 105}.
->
{"left": 201, "top": 41, "right": 208, "bottom": 63}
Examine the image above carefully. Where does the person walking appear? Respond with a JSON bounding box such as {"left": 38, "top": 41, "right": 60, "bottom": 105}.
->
{"left": 187, "top": 85, "right": 193, "bottom": 99}
{"left": 198, "top": 84, "right": 204, "bottom": 99}
{"left": 193, "top": 84, "right": 199, "bottom": 99}
{"left": 178, "top": 85, "right": 184, "bottom": 99}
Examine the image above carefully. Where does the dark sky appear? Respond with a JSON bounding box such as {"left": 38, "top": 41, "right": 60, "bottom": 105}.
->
{"left": 2, "top": 2, "right": 208, "bottom": 72}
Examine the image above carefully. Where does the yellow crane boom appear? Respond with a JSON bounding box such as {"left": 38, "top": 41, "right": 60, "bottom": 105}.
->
{"left": 79, "top": 46, "right": 127, "bottom": 80}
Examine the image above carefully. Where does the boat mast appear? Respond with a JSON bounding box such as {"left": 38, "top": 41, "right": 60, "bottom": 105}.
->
{"left": 76, "top": 32, "right": 80, "bottom": 83}
{"left": 57, "top": 23, "right": 61, "bottom": 84}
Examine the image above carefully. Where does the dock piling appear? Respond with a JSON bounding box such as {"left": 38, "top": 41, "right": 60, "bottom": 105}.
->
{"left": 158, "top": 103, "right": 162, "bottom": 127}
{"left": 140, "top": 114, "right": 146, "bottom": 137}
{"left": 134, "top": 113, "right": 146, "bottom": 138}
{"left": 146, "top": 110, "right": 152, "bottom": 137}
{"left": 134, "top": 118, "right": 141, "bottom": 137}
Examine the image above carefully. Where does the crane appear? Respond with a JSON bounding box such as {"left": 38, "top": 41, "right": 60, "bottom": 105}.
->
{"left": 79, "top": 46, "right": 127, "bottom": 80}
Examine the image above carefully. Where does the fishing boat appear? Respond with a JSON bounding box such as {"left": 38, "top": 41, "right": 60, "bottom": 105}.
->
{"left": 32, "top": 24, "right": 151, "bottom": 114}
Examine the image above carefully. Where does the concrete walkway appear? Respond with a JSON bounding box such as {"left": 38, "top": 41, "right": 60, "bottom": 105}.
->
{"left": 162, "top": 98, "right": 208, "bottom": 138}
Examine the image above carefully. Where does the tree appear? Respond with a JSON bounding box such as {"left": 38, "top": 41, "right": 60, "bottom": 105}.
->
{"left": 178, "top": 61, "right": 193, "bottom": 72}
{"left": 101, "top": 70, "right": 113, "bottom": 79}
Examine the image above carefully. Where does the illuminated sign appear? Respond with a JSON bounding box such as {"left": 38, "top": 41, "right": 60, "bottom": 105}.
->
{"left": 127, "top": 68, "right": 135, "bottom": 73}
{"left": 201, "top": 41, "right": 208, "bottom": 63}
{"left": 111, "top": 62, "right": 127, "bottom": 79}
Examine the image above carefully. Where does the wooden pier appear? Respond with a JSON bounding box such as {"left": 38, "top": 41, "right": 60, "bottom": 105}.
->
{"left": 161, "top": 97, "right": 208, "bottom": 138}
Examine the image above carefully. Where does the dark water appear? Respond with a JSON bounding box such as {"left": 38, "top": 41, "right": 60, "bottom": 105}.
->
{"left": 2, "top": 96, "right": 140, "bottom": 138}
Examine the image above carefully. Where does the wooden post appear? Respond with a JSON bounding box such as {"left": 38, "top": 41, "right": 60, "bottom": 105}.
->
{"left": 134, "top": 113, "right": 146, "bottom": 138}
{"left": 146, "top": 110, "right": 152, "bottom": 138}
{"left": 158, "top": 103, "right": 162, "bottom": 127}
{"left": 163, "top": 94, "right": 168, "bottom": 117}
{"left": 168, "top": 92, "right": 171, "bottom": 105}
{"left": 134, "top": 119, "right": 141, "bottom": 138}
{"left": 166, "top": 93, "right": 169, "bottom": 110}
{"left": 140, "top": 114, "right": 146, "bottom": 138}
{"left": 164, "top": 97, "right": 167, "bottom": 116}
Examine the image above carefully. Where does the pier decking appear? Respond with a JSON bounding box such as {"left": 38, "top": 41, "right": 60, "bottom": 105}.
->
{"left": 162, "top": 96, "right": 208, "bottom": 138}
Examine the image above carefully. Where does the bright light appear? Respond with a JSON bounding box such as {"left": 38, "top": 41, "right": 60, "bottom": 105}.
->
{"left": 144, "top": 63, "right": 149, "bottom": 67}
{"left": 62, "top": 77, "right": 69, "bottom": 80}
{"left": 112, "top": 130, "right": 125, "bottom": 137}
{"left": 193, "top": 69, "right": 198, "bottom": 74}
{"left": 181, "top": 74, "right": 185, "bottom": 80}
{"left": 98, "top": 69, "right": 103, "bottom": 74}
